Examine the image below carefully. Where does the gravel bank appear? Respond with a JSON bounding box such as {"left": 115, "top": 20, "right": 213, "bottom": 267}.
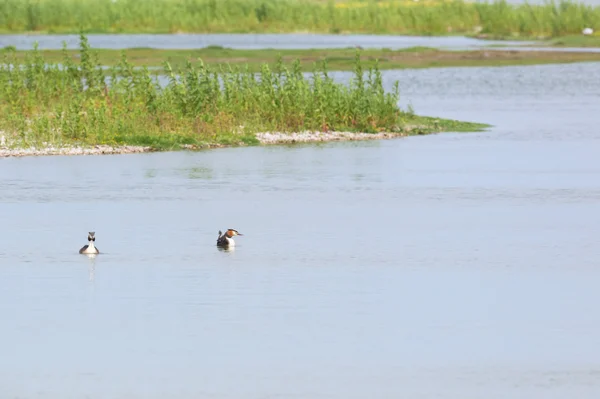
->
{"left": 0, "top": 144, "right": 153, "bottom": 158}
{"left": 0, "top": 131, "right": 404, "bottom": 158}
{"left": 255, "top": 130, "right": 404, "bottom": 144}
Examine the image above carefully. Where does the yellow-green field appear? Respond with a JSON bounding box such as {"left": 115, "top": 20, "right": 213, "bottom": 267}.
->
{"left": 0, "top": 0, "right": 597, "bottom": 39}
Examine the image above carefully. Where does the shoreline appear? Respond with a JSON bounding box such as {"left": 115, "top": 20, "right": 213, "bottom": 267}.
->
{"left": 0, "top": 144, "right": 154, "bottom": 158}
{"left": 0, "top": 130, "right": 419, "bottom": 158}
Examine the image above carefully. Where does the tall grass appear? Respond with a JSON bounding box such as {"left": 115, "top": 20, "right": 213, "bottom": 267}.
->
{"left": 0, "top": 0, "right": 597, "bottom": 38}
{"left": 0, "top": 35, "right": 407, "bottom": 149}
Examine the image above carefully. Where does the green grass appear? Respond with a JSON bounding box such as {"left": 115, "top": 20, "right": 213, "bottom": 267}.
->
{"left": 482, "top": 33, "right": 600, "bottom": 48}
{"left": 0, "top": 0, "right": 597, "bottom": 39}
{"left": 0, "top": 35, "right": 488, "bottom": 152}
{"left": 5, "top": 45, "right": 600, "bottom": 73}
{"left": 546, "top": 34, "right": 600, "bottom": 47}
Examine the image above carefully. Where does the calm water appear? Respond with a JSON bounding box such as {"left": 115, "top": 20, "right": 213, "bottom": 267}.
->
{"left": 0, "top": 33, "right": 534, "bottom": 50}
{"left": 3, "top": 33, "right": 598, "bottom": 54}
{"left": 1, "top": 62, "right": 600, "bottom": 398}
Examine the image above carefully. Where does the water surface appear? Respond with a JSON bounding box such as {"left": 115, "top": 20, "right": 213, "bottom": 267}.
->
{"left": 0, "top": 33, "right": 534, "bottom": 50}
{"left": 1, "top": 62, "right": 600, "bottom": 399}
{"left": 3, "top": 33, "right": 598, "bottom": 55}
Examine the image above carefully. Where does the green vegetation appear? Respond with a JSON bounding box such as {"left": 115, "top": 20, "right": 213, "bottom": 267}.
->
{"left": 546, "top": 34, "right": 600, "bottom": 47}
{"left": 6, "top": 45, "right": 600, "bottom": 72}
{"left": 0, "top": 35, "right": 488, "bottom": 151}
{"left": 0, "top": 0, "right": 597, "bottom": 39}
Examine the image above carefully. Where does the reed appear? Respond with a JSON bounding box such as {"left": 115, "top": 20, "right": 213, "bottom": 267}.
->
{"left": 0, "top": 35, "right": 486, "bottom": 151}
{"left": 0, "top": 0, "right": 597, "bottom": 38}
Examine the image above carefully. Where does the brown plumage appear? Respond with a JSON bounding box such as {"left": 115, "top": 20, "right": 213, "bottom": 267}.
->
{"left": 216, "top": 229, "right": 243, "bottom": 248}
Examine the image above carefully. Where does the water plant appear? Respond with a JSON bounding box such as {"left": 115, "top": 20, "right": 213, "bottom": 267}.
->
{"left": 0, "top": 0, "right": 597, "bottom": 38}
{"left": 0, "top": 34, "right": 486, "bottom": 151}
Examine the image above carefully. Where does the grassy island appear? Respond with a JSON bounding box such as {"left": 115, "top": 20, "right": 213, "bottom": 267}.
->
{"left": 0, "top": 35, "right": 489, "bottom": 155}
{"left": 0, "top": 0, "right": 598, "bottom": 40}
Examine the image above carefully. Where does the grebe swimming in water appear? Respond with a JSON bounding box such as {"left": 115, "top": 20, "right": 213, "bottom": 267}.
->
{"left": 217, "top": 229, "right": 243, "bottom": 248}
{"left": 79, "top": 232, "right": 100, "bottom": 255}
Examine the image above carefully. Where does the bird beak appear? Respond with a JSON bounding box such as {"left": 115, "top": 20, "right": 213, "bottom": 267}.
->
{"left": 237, "top": 233, "right": 244, "bottom": 236}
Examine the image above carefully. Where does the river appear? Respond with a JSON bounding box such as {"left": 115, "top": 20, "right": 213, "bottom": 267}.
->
{"left": 1, "top": 59, "right": 599, "bottom": 399}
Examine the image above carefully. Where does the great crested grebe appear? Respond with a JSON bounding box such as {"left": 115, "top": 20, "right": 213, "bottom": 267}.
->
{"left": 79, "top": 232, "right": 100, "bottom": 255}
{"left": 217, "top": 229, "right": 243, "bottom": 248}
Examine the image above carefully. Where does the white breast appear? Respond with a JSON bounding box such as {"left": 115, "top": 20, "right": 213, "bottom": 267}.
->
{"left": 81, "top": 242, "right": 99, "bottom": 254}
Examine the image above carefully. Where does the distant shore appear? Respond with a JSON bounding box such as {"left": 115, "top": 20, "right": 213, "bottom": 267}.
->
{"left": 6, "top": 46, "right": 600, "bottom": 72}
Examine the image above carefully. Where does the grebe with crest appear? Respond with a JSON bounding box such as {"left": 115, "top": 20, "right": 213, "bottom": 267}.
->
{"left": 79, "top": 232, "right": 100, "bottom": 255}
{"left": 217, "top": 229, "right": 243, "bottom": 248}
